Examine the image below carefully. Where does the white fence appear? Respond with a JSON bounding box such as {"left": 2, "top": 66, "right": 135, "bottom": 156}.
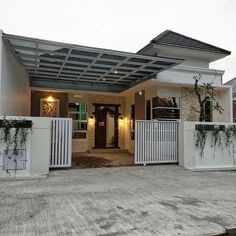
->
{"left": 135, "top": 121, "right": 178, "bottom": 165}
{"left": 50, "top": 118, "right": 72, "bottom": 168}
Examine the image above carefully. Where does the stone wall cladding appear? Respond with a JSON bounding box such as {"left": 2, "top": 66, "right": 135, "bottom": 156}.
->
{"left": 181, "top": 88, "right": 199, "bottom": 121}
{"left": 87, "top": 94, "right": 125, "bottom": 150}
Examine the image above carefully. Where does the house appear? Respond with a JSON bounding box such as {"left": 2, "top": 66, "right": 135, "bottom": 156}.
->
{"left": 0, "top": 29, "right": 232, "bottom": 157}
{"left": 225, "top": 77, "right": 236, "bottom": 122}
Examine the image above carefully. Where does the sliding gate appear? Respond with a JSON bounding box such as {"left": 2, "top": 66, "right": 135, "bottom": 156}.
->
{"left": 50, "top": 118, "right": 72, "bottom": 168}
{"left": 135, "top": 121, "right": 178, "bottom": 165}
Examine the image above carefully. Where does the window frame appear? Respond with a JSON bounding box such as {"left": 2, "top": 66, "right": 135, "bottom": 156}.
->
{"left": 68, "top": 103, "right": 88, "bottom": 140}
{"left": 151, "top": 96, "right": 181, "bottom": 121}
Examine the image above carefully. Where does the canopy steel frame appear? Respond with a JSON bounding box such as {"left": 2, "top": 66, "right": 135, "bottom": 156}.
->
{"left": 2, "top": 33, "right": 184, "bottom": 92}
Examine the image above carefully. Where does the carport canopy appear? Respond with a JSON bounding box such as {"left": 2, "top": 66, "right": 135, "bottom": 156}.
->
{"left": 3, "top": 33, "right": 184, "bottom": 93}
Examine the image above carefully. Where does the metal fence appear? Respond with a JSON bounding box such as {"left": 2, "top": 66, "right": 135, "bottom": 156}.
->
{"left": 50, "top": 118, "right": 72, "bottom": 168}
{"left": 135, "top": 121, "right": 178, "bottom": 165}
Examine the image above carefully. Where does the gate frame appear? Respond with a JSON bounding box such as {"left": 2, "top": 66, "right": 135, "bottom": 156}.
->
{"left": 135, "top": 120, "right": 179, "bottom": 165}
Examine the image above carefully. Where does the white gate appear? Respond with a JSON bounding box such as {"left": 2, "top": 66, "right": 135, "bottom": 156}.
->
{"left": 50, "top": 118, "right": 72, "bottom": 168}
{"left": 135, "top": 121, "right": 178, "bottom": 165}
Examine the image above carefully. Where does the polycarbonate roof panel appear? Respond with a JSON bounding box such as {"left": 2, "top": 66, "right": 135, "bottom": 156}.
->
{"left": 2, "top": 33, "right": 184, "bottom": 92}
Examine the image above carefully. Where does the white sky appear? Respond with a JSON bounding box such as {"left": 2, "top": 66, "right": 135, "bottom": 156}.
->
{"left": 0, "top": 0, "right": 236, "bottom": 83}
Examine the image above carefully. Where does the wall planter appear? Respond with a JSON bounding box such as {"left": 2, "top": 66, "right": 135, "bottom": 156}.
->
{"left": 0, "top": 117, "right": 51, "bottom": 178}
{"left": 0, "top": 117, "right": 32, "bottom": 175}
{"left": 179, "top": 122, "right": 236, "bottom": 171}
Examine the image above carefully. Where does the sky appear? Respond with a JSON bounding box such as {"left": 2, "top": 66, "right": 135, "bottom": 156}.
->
{"left": 0, "top": 0, "right": 236, "bottom": 83}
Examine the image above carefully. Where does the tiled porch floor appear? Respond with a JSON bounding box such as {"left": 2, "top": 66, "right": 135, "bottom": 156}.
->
{"left": 72, "top": 152, "right": 134, "bottom": 168}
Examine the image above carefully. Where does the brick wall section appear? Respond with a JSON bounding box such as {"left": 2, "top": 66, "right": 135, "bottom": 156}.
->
{"left": 87, "top": 94, "right": 125, "bottom": 150}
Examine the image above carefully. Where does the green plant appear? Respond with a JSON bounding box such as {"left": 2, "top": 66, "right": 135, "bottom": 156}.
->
{"left": 0, "top": 116, "right": 32, "bottom": 155}
{"left": 195, "top": 124, "right": 236, "bottom": 165}
{"left": 192, "top": 74, "right": 223, "bottom": 122}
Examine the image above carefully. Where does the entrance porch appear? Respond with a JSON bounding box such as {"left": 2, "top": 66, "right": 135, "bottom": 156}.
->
{"left": 72, "top": 151, "right": 134, "bottom": 168}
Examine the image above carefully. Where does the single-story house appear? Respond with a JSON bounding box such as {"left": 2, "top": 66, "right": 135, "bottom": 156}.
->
{"left": 0, "top": 29, "right": 233, "bottom": 173}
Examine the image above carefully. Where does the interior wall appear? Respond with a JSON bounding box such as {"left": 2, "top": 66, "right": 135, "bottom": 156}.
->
{"left": 0, "top": 35, "right": 30, "bottom": 116}
{"left": 31, "top": 90, "right": 68, "bottom": 117}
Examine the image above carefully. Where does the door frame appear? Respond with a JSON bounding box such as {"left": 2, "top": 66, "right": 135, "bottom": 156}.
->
{"left": 93, "top": 103, "right": 120, "bottom": 149}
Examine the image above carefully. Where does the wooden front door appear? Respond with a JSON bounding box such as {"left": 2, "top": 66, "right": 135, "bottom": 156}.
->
{"left": 94, "top": 104, "right": 119, "bottom": 148}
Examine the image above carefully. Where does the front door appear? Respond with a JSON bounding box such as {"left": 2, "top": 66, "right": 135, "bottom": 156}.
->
{"left": 94, "top": 104, "right": 119, "bottom": 148}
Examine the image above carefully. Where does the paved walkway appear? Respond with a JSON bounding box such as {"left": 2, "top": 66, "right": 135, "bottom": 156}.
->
{"left": 0, "top": 166, "right": 236, "bottom": 236}
{"left": 72, "top": 152, "right": 134, "bottom": 168}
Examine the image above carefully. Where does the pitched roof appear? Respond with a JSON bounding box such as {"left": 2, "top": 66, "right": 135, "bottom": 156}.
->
{"left": 150, "top": 30, "right": 231, "bottom": 55}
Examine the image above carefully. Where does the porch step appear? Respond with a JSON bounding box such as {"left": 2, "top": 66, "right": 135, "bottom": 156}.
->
{"left": 90, "top": 148, "right": 128, "bottom": 153}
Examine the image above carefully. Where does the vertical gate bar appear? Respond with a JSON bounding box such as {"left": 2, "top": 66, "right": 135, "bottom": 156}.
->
{"left": 68, "top": 119, "right": 72, "bottom": 167}
{"left": 166, "top": 122, "right": 168, "bottom": 162}
{"left": 51, "top": 120, "right": 53, "bottom": 166}
{"left": 135, "top": 121, "right": 137, "bottom": 164}
{"left": 155, "top": 122, "right": 157, "bottom": 163}
{"left": 143, "top": 121, "right": 146, "bottom": 164}
{"left": 53, "top": 119, "right": 56, "bottom": 166}
{"left": 64, "top": 120, "right": 68, "bottom": 165}
{"left": 139, "top": 121, "right": 142, "bottom": 164}
{"left": 171, "top": 122, "right": 173, "bottom": 161}
{"left": 175, "top": 122, "right": 177, "bottom": 162}
{"left": 151, "top": 122, "right": 153, "bottom": 163}
{"left": 167, "top": 122, "right": 171, "bottom": 161}
{"left": 142, "top": 122, "right": 144, "bottom": 164}
{"left": 158, "top": 122, "right": 160, "bottom": 163}
{"left": 55, "top": 120, "right": 58, "bottom": 166}
{"left": 62, "top": 119, "right": 65, "bottom": 165}
{"left": 138, "top": 121, "right": 140, "bottom": 164}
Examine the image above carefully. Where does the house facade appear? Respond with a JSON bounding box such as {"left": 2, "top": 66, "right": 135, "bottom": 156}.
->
{"left": 0, "top": 30, "right": 232, "bottom": 154}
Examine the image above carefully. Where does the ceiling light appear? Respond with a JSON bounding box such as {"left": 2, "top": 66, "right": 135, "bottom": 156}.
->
{"left": 102, "top": 78, "right": 106, "bottom": 81}
{"left": 114, "top": 69, "right": 118, "bottom": 74}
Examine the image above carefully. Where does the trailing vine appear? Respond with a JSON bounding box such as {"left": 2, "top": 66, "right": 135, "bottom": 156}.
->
{"left": 195, "top": 124, "right": 236, "bottom": 165}
{"left": 0, "top": 116, "right": 32, "bottom": 155}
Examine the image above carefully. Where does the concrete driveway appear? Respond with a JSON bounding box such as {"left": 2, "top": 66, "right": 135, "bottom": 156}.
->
{"left": 0, "top": 166, "right": 236, "bottom": 236}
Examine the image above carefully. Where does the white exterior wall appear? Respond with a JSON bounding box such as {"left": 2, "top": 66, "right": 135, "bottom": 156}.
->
{"left": 0, "top": 31, "right": 30, "bottom": 116}
{"left": 179, "top": 121, "right": 236, "bottom": 170}
{"left": 157, "top": 65, "right": 224, "bottom": 86}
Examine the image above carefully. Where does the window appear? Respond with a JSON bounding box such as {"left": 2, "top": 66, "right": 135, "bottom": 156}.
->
{"left": 146, "top": 100, "right": 151, "bottom": 120}
{"left": 205, "top": 100, "right": 213, "bottom": 122}
{"left": 130, "top": 104, "right": 135, "bottom": 140}
{"left": 152, "top": 96, "right": 180, "bottom": 120}
{"left": 68, "top": 103, "right": 88, "bottom": 139}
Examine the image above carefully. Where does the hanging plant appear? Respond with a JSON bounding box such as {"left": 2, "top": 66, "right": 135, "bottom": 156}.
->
{"left": 0, "top": 116, "right": 32, "bottom": 155}
{"left": 195, "top": 124, "right": 236, "bottom": 165}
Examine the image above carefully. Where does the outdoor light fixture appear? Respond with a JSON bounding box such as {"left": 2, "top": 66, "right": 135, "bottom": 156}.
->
{"left": 102, "top": 78, "right": 106, "bottom": 81}
{"left": 47, "top": 95, "right": 54, "bottom": 103}
{"left": 114, "top": 69, "right": 118, "bottom": 74}
{"left": 138, "top": 91, "right": 142, "bottom": 96}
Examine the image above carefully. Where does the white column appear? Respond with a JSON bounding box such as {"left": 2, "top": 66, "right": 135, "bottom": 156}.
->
{"left": 0, "top": 30, "right": 3, "bottom": 115}
{"left": 229, "top": 86, "right": 233, "bottom": 123}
